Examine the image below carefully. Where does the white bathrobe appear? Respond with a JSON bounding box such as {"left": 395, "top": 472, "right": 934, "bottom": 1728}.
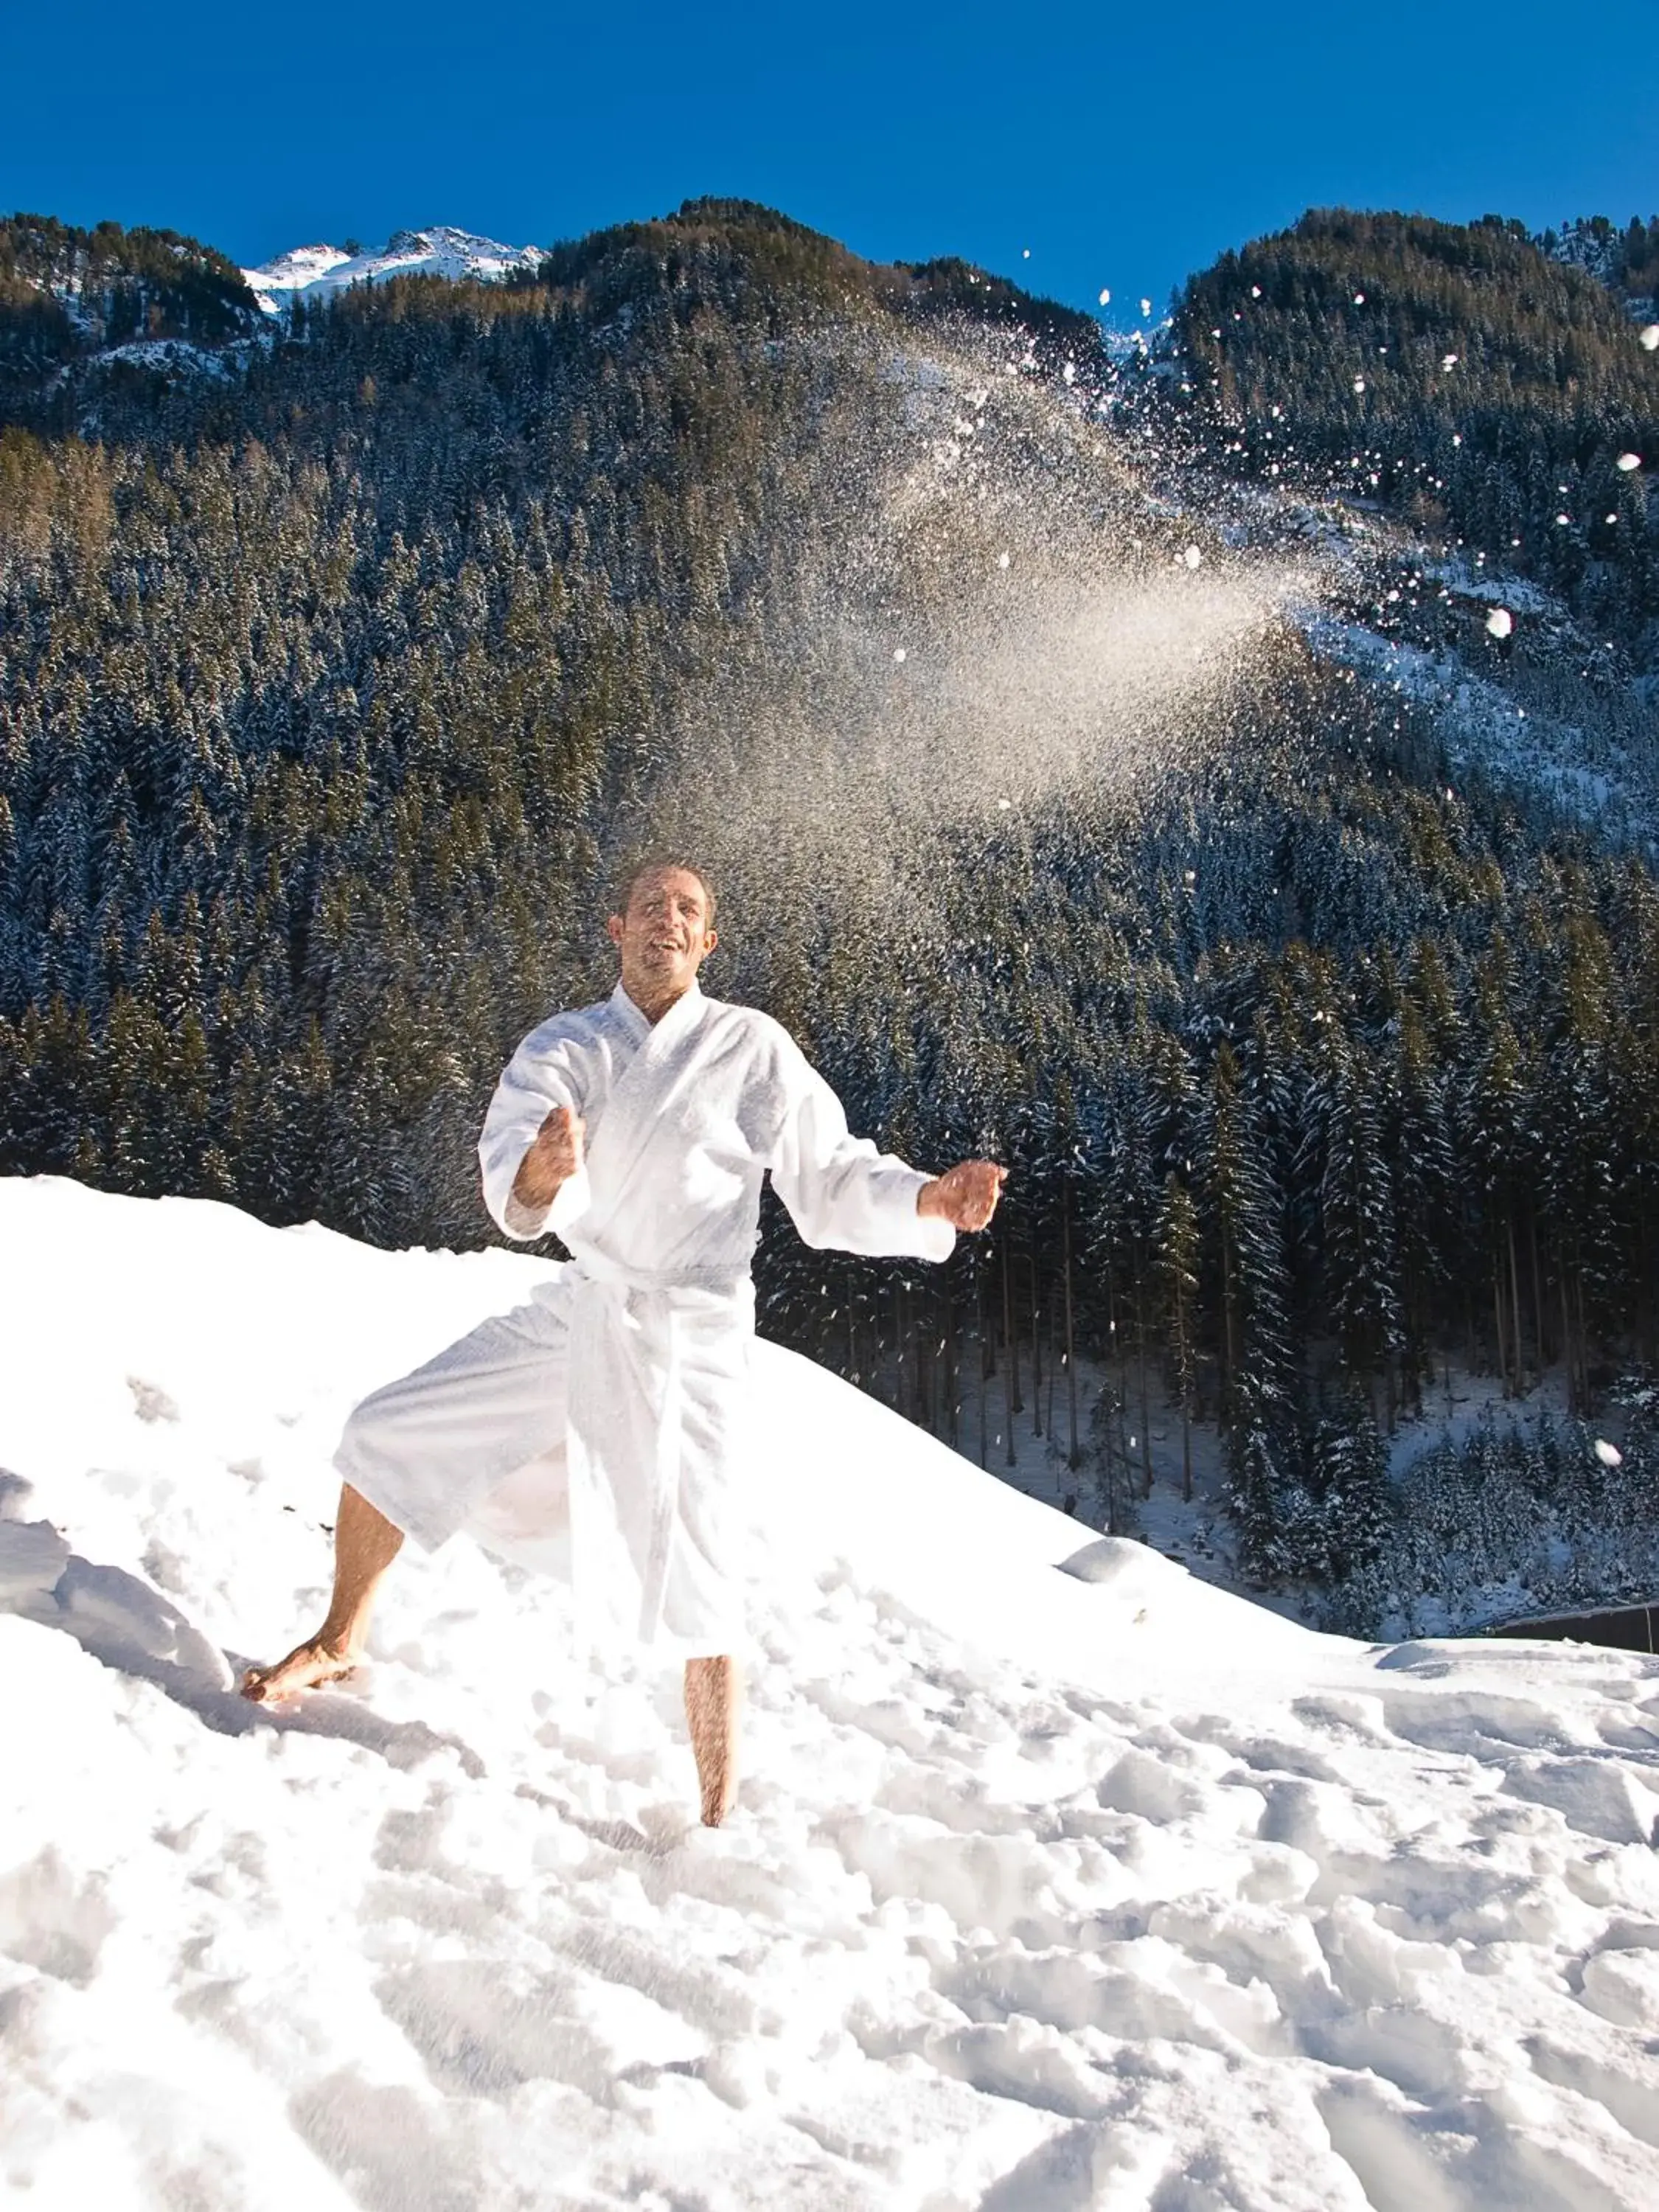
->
{"left": 335, "top": 981, "right": 953, "bottom": 1654}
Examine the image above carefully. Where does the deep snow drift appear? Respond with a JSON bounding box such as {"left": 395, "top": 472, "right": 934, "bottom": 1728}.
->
{"left": 2, "top": 1178, "right": 1658, "bottom": 2210}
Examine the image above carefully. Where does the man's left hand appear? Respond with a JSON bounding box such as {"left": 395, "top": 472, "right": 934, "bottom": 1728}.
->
{"left": 917, "top": 1160, "right": 1006, "bottom": 1232}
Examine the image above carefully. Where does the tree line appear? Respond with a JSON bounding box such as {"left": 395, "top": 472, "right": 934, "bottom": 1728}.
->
{"left": 3, "top": 198, "right": 1657, "bottom": 1598}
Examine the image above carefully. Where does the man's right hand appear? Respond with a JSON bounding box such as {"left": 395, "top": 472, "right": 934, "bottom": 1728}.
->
{"left": 512, "top": 1104, "right": 586, "bottom": 1216}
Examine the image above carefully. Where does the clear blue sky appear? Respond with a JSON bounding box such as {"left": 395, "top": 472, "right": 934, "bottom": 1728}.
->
{"left": 7, "top": 1, "right": 1656, "bottom": 319}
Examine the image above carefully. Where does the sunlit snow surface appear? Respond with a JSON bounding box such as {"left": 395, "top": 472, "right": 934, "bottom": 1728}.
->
{"left": 3, "top": 1178, "right": 1658, "bottom": 2211}
{"left": 242, "top": 228, "right": 546, "bottom": 314}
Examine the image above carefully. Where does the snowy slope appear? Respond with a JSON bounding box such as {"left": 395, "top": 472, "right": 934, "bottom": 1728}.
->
{"left": 3, "top": 1177, "right": 1658, "bottom": 2210}
{"left": 243, "top": 228, "right": 546, "bottom": 314}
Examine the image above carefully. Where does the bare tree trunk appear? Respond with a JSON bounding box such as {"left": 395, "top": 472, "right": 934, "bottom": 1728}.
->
{"left": 1029, "top": 1248, "right": 1043, "bottom": 1439}
{"left": 1046, "top": 1290, "right": 1058, "bottom": 1446}
{"left": 1507, "top": 1218, "right": 1525, "bottom": 1393}
{"left": 1062, "top": 1183, "right": 1080, "bottom": 1471}
{"left": 1135, "top": 1270, "right": 1153, "bottom": 1498}
{"left": 1528, "top": 1209, "right": 1548, "bottom": 1368}
{"left": 1574, "top": 1265, "right": 1591, "bottom": 1413}
{"left": 944, "top": 1270, "right": 959, "bottom": 1449}
{"left": 977, "top": 1265, "right": 989, "bottom": 1470}
{"left": 1220, "top": 1231, "right": 1239, "bottom": 1427}
{"left": 1002, "top": 1242, "right": 1018, "bottom": 1469}
{"left": 1173, "top": 1290, "right": 1193, "bottom": 1504}
{"left": 1001, "top": 1234, "right": 1023, "bottom": 1419}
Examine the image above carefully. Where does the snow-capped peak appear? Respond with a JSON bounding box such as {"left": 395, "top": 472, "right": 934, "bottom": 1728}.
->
{"left": 241, "top": 226, "right": 547, "bottom": 315}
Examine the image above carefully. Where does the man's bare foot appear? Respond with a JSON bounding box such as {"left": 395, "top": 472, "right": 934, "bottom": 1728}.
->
{"left": 240, "top": 1636, "right": 360, "bottom": 1704}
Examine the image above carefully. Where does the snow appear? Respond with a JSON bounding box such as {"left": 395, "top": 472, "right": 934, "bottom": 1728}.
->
{"left": 1638, "top": 326, "right": 1659, "bottom": 352}
{"left": 1305, "top": 615, "right": 1652, "bottom": 846}
{"left": 1484, "top": 607, "right": 1513, "bottom": 640}
{"left": 242, "top": 227, "right": 547, "bottom": 316}
{"left": 1616, "top": 453, "right": 1642, "bottom": 473}
{"left": 3, "top": 1175, "right": 1659, "bottom": 2209}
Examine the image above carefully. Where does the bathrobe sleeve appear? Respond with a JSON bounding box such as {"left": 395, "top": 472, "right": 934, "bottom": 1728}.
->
{"left": 478, "top": 1019, "right": 597, "bottom": 1242}
{"left": 768, "top": 1032, "right": 956, "bottom": 1264}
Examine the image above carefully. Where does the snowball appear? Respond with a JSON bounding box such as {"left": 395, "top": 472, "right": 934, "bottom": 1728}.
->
{"left": 1640, "top": 324, "right": 1659, "bottom": 350}
{"left": 1485, "top": 608, "right": 1513, "bottom": 639}
{"left": 1616, "top": 452, "right": 1641, "bottom": 471}
{"left": 1593, "top": 1438, "right": 1623, "bottom": 1468}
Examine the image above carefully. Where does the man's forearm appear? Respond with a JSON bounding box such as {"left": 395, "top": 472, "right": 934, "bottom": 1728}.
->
{"left": 511, "top": 1142, "right": 570, "bottom": 1217}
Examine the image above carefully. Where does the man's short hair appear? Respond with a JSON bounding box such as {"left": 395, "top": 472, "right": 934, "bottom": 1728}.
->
{"left": 611, "top": 855, "right": 718, "bottom": 928}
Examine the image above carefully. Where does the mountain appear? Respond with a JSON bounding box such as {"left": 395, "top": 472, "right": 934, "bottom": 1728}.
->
{"left": 242, "top": 226, "right": 551, "bottom": 314}
{"left": 2, "top": 195, "right": 1659, "bottom": 1624}
{"left": 1538, "top": 213, "right": 1659, "bottom": 321}
{"left": 4, "top": 1175, "right": 1658, "bottom": 2208}
{"left": 0, "top": 212, "right": 265, "bottom": 404}
{"left": 1161, "top": 208, "right": 1659, "bottom": 649}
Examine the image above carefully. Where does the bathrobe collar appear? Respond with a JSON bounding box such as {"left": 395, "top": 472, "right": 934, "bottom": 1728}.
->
{"left": 610, "top": 978, "right": 704, "bottom": 1044}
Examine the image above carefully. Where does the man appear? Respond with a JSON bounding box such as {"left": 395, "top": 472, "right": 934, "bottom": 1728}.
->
{"left": 243, "top": 861, "right": 1004, "bottom": 1826}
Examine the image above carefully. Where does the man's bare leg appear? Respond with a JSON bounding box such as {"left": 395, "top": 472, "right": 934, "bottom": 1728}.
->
{"left": 241, "top": 1483, "right": 404, "bottom": 1703}
{"left": 684, "top": 1655, "right": 742, "bottom": 1827}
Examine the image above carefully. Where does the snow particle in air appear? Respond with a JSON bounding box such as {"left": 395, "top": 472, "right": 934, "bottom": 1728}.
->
{"left": 1099, "top": 287, "right": 1111, "bottom": 306}
{"left": 1486, "top": 608, "right": 1513, "bottom": 639}
{"left": 1182, "top": 544, "right": 1202, "bottom": 568}
{"left": 893, "top": 648, "right": 907, "bottom": 664}
{"left": 1141, "top": 298, "right": 1152, "bottom": 316}
{"left": 1353, "top": 291, "right": 1366, "bottom": 305}
{"left": 1441, "top": 353, "right": 1458, "bottom": 369}
{"left": 997, "top": 551, "right": 1011, "bottom": 568}
{"left": 1616, "top": 452, "right": 1641, "bottom": 472}
{"left": 1640, "top": 324, "right": 1659, "bottom": 350}
{"left": 1352, "top": 378, "right": 1366, "bottom": 394}
{"left": 1594, "top": 1438, "right": 1623, "bottom": 1467}
{"left": 1023, "top": 248, "right": 1031, "bottom": 259}
{"left": 1251, "top": 285, "right": 1262, "bottom": 298}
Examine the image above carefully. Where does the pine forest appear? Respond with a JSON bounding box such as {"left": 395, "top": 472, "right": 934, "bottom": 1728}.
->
{"left": 3, "top": 198, "right": 1658, "bottom": 1632}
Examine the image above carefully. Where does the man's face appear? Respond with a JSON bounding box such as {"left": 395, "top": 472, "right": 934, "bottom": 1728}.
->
{"left": 607, "top": 868, "right": 717, "bottom": 1002}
